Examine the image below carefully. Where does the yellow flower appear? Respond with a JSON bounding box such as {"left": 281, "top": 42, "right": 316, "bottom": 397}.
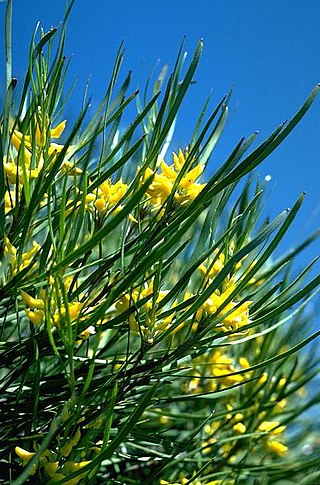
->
{"left": 233, "top": 422, "right": 246, "bottom": 434}
{"left": 11, "top": 116, "right": 77, "bottom": 182}
{"left": 15, "top": 446, "right": 38, "bottom": 475}
{"left": 48, "top": 459, "right": 91, "bottom": 484}
{"left": 15, "top": 446, "right": 36, "bottom": 462}
{"left": 60, "top": 160, "right": 83, "bottom": 175}
{"left": 198, "top": 252, "right": 225, "bottom": 280}
{"left": 3, "top": 235, "right": 17, "bottom": 262}
{"left": 258, "top": 421, "right": 285, "bottom": 434}
{"left": 25, "top": 309, "right": 45, "bottom": 325}
{"left": 76, "top": 325, "right": 95, "bottom": 342}
{"left": 199, "top": 284, "right": 252, "bottom": 332}
{"left": 259, "top": 372, "right": 268, "bottom": 385}
{"left": 275, "top": 398, "right": 287, "bottom": 413}
{"left": 94, "top": 178, "right": 128, "bottom": 214}
{"left": 115, "top": 280, "right": 172, "bottom": 339}
{"left": 4, "top": 189, "right": 17, "bottom": 213}
{"left": 4, "top": 160, "right": 24, "bottom": 184}
{"left": 53, "top": 302, "right": 83, "bottom": 326}
{"left": 144, "top": 149, "right": 206, "bottom": 211}
{"left": 63, "top": 460, "right": 91, "bottom": 473}
{"left": 258, "top": 421, "right": 288, "bottom": 456}
{"left": 12, "top": 119, "right": 67, "bottom": 152}
{"left": 21, "top": 290, "right": 45, "bottom": 309}
{"left": 267, "top": 440, "right": 288, "bottom": 456}
{"left": 210, "top": 351, "right": 244, "bottom": 387}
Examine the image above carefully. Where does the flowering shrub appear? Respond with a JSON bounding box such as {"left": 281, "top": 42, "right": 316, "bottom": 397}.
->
{"left": 1, "top": 3, "right": 320, "bottom": 484}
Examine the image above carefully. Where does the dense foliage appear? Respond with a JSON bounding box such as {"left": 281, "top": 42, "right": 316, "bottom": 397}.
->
{"left": 1, "top": 3, "right": 320, "bottom": 484}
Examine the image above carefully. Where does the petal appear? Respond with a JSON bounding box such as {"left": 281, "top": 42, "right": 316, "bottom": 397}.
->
{"left": 50, "top": 120, "right": 66, "bottom": 138}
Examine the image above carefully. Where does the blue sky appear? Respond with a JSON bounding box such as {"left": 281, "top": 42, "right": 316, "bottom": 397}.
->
{"left": 1, "top": 0, "right": 320, "bottom": 265}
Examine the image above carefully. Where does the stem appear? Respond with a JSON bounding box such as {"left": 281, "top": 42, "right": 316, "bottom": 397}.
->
{"left": 5, "top": 0, "right": 13, "bottom": 91}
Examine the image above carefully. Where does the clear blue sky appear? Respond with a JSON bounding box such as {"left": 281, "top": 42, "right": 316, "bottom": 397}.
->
{"left": 1, "top": 0, "right": 320, "bottom": 265}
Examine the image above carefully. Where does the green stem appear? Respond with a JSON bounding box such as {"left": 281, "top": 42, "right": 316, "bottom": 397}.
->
{"left": 5, "top": 0, "right": 13, "bottom": 92}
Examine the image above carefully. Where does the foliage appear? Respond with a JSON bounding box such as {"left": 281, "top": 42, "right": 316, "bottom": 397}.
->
{"left": 1, "top": 3, "right": 320, "bottom": 484}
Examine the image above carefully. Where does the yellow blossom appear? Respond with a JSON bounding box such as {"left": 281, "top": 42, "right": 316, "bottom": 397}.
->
{"left": 209, "top": 351, "right": 245, "bottom": 390}
{"left": 267, "top": 440, "right": 288, "bottom": 455}
{"left": 25, "top": 309, "right": 45, "bottom": 325}
{"left": 239, "top": 357, "right": 250, "bottom": 369}
{"left": 94, "top": 178, "right": 128, "bottom": 213}
{"left": 4, "top": 235, "right": 17, "bottom": 262}
{"left": 54, "top": 302, "right": 83, "bottom": 326}
{"left": 4, "top": 189, "right": 17, "bottom": 213}
{"left": 144, "top": 149, "right": 206, "bottom": 211}
{"left": 115, "top": 280, "right": 173, "bottom": 339}
{"left": 63, "top": 460, "right": 91, "bottom": 473}
{"left": 12, "top": 119, "right": 67, "bottom": 152}
{"left": 259, "top": 372, "right": 269, "bottom": 385}
{"left": 11, "top": 117, "right": 77, "bottom": 182}
{"left": 22, "top": 241, "right": 41, "bottom": 261}
{"left": 15, "top": 446, "right": 36, "bottom": 462}
{"left": 233, "top": 422, "right": 246, "bottom": 434}
{"left": 21, "top": 290, "right": 45, "bottom": 309}
{"left": 258, "top": 421, "right": 285, "bottom": 434}
{"left": 15, "top": 446, "right": 38, "bottom": 475}
{"left": 76, "top": 325, "right": 95, "bottom": 342}
{"left": 258, "top": 421, "right": 288, "bottom": 456}
{"left": 60, "top": 160, "right": 83, "bottom": 175}
{"left": 198, "top": 252, "right": 225, "bottom": 280}
{"left": 198, "top": 284, "right": 252, "bottom": 332}
{"left": 4, "top": 160, "right": 24, "bottom": 184}
{"left": 3, "top": 237, "right": 40, "bottom": 275}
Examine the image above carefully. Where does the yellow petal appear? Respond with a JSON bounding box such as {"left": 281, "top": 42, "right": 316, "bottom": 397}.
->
{"left": 25, "top": 309, "right": 45, "bottom": 325}
{"left": 178, "top": 148, "right": 186, "bottom": 168}
{"left": 267, "top": 440, "right": 288, "bottom": 456}
{"left": 21, "top": 290, "right": 44, "bottom": 309}
{"left": 15, "top": 446, "right": 35, "bottom": 461}
{"left": 100, "top": 180, "right": 111, "bottom": 196}
{"left": 259, "top": 421, "right": 280, "bottom": 433}
{"left": 160, "top": 161, "right": 176, "bottom": 179}
{"left": 233, "top": 422, "right": 246, "bottom": 434}
{"left": 172, "top": 151, "right": 182, "bottom": 171}
{"left": 94, "top": 198, "right": 106, "bottom": 212}
{"left": 50, "top": 120, "right": 66, "bottom": 138}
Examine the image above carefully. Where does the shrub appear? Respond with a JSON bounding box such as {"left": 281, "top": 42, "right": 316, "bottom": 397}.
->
{"left": 1, "top": 3, "right": 320, "bottom": 484}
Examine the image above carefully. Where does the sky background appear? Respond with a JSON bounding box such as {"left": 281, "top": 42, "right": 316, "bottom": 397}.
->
{"left": 0, "top": 0, "right": 320, "bottom": 273}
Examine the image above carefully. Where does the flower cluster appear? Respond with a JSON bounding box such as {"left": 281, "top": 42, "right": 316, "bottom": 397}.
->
{"left": 5, "top": 114, "right": 79, "bottom": 214}
{"left": 144, "top": 149, "right": 206, "bottom": 211}
{"left": 2, "top": 235, "right": 40, "bottom": 276}
{"left": 15, "top": 428, "right": 91, "bottom": 484}
{"left": 20, "top": 277, "right": 95, "bottom": 342}
{"left": 181, "top": 344, "right": 290, "bottom": 467}
{"left": 115, "top": 279, "right": 175, "bottom": 340}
